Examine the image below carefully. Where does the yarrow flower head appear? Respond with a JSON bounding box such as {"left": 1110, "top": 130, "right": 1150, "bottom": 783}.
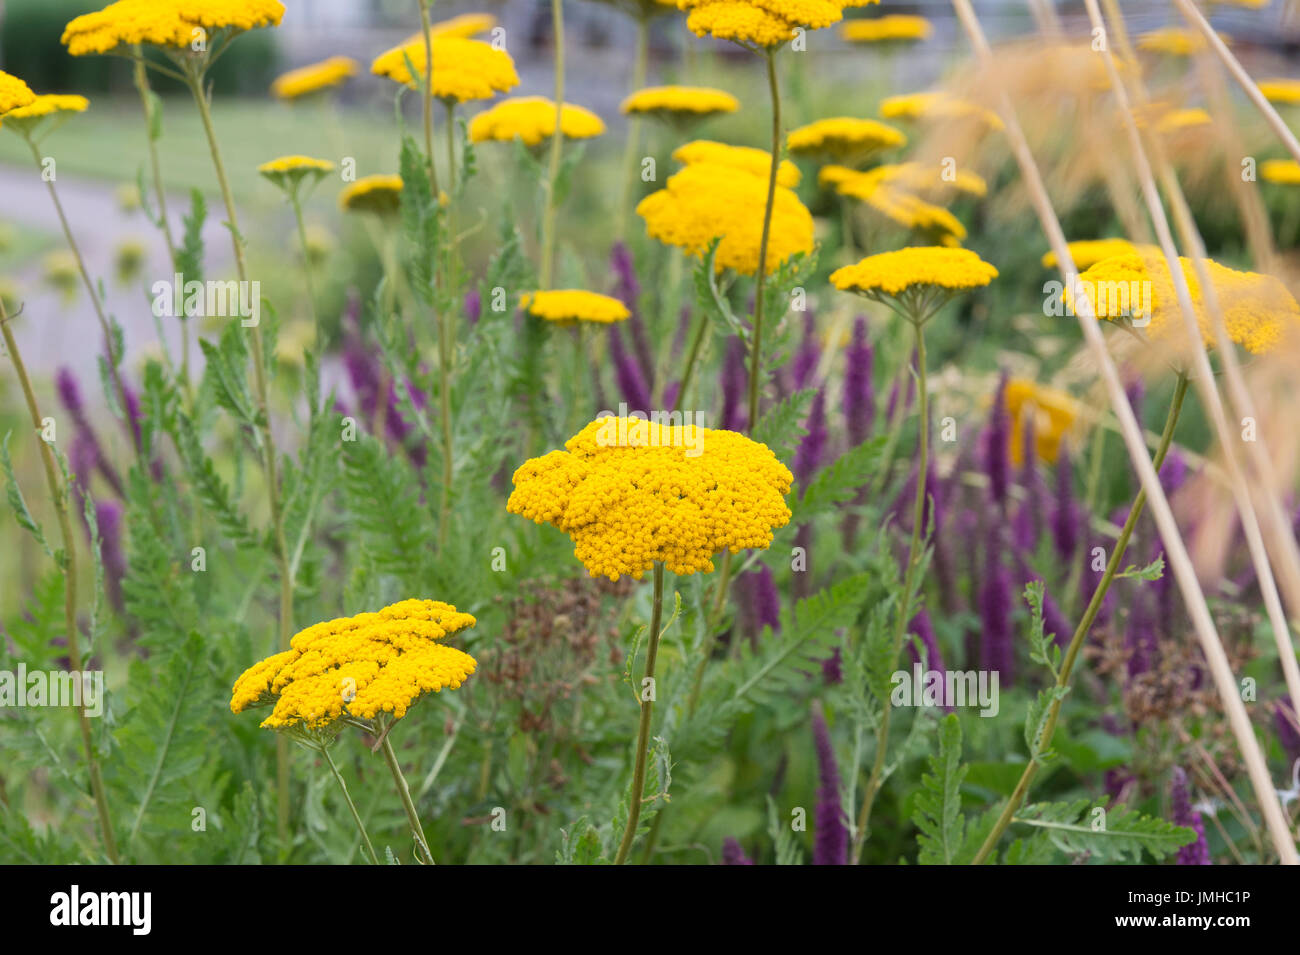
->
{"left": 0, "top": 93, "right": 88, "bottom": 135}
{"left": 339, "top": 174, "right": 403, "bottom": 215}
{"left": 826, "top": 167, "right": 968, "bottom": 246}
{"left": 371, "top": 36, "right": 519, "bottom": 102}
{"left": 62, "top": 0, "right": 285, "bottom": 56}
{"left": 637, "top": 145, "right": 814, "bottom": 275}
{"left": 1258, "top": 78, "right": 1300, "bottom": 106}
{"left": 831, "top": 246, "right": 997, "bottom": 322}
{"left": 1003, "top": 379, "right": 1080, "bottom": 465}
{"left": 880, "top": 91, "right": 1003, "bottom": 130}
{"left": 521, "top": 289, "right": 631, "bottom": 325}
{"left": 0, "top": 71, "right": 36, "bottom": 116}
{"left": 786, "top": 117, "right": 906, "bottom": 163}
{"left": 507, "top": 416, "right": 793, "bottom": 580}
{"left": 1261, "top": 159, "right": 1300, "bottom": 185}
{"left": 258, "top": 154, "right": 334, "bottom": 196}
{"left": 1041, "top": 237, "right": 1146, "bottom": 270}
{"left": 270, "top": 56, "right": 358, "bottom": 100}
{"left": 1074, "top": 251, "right": 1300, "bottom": 355}
{"left": 621, "top": 86, "right": 740, "bottom": 125}
{"left": 229, "top": 599, "right": 477, "bottom": 731}
{"left": 468, "top": 96, "right": 605, "bottom": 147}
{"left": 841, "top": 14, "right": 932, "bottom": 45}
{"left": 676, "top": 0, "right": 847, "bottom": 49}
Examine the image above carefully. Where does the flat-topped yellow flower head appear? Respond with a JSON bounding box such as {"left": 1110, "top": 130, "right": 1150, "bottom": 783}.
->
{"left": 0, "top": 72, "right": 37, "bottom": 116}
{"left": 672, "top": 139, "right": 800, "bottom": 187}
{"left": 62, "top": 0, "right": 285, "bottom": 56}
{"left": 372, "top": 36, "right": 519, "bottom": 102}
{"left": 842, "top": 14, "right": 932, "bottom": 44}
{"left": 1075, "top": 252, "right": 1299, "bottom": 355}
{"left": 1258, "top": 78, "right": 1300, "bottom": 106}
{"left": 828, "top": 170, "right": 967, "bottom": 246}
{"left": 1042, "top": 238, "right": 1144, "bottom": 270}
{"left": 880, "top": 91, "right": 1003, "bottom": 130}
{"left": 787, "top": 117, "right": 906, "bottom": 163}
{"left": 340, "top": 174, "right": 403, "bottom": 215}
{"left": 521, "top": 290, "right": 631, "bottom": 325}
{"left": 508, "top": 417, "right": 793, "bottom": 581}
{"left": 677, "top": 0, "right": 844, "bottom": 48}
{"left": 637, "top": 161, "right": 814, "bottom": 274}
{"left": 230, "top": 599, "right": 477, "bottom": 730}
{"left": 832, "top": 247, "right": 997, "bottom": 320}
{"left": 0, "top": 93, "right": 88, "bottom": 134}
{"left": 468, "top": 96, "right": 605, "bottom": 147}
{"left": 270, "top": 56, "right": 357, "bottom": 100}
{"left": 258, "top": 155, "right": 335, "bottom": 195}
{"left": 621, "top": 86, "right": 740, "bottom": 122}
{"left": 1004, "top": 379, "right": 1081, "bottom": 465}
{"left": 1260, "top": 159, "right": 1300, "bottom": 185}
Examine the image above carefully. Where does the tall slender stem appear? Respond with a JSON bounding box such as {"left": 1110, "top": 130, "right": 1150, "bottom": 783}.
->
{"left": 321, "top": 746, "right": 380, "bottom": 865}
{"left": 0, "top": 300, "right": 119, "bottom": 864}
{"left": 617, "top": 16, "right": 650, "bottom": 239}
{"left": 381, "top": 732, "right": 435, "bottom": 864}
{"left": 418, "top": 0, "right": 440, "bottom": 194}
{"left": 970, "top": 372, "right": 1190, "bottom": 865}
{"left": 290, "top": 195, "right": 322, "bottom": 346}
{"left": 184, "top": 63, "right": 294, "bottom": 850}
{"left": 540, "top": 0, "right": 567, "bottom": 290}
{"left": 614, "top": 561, "right": 665, "bottom": 864}
{"left": 851, "top": 316, "right": 928, "bottom": 863}
{"left": 26, "top": 138, "right": 141, "bottom": 460}
{"left": 747, "top": 48, "right": 782, "bottom": 428}
{"left": 444, "top": 99, "right": 457, "bottom": 194}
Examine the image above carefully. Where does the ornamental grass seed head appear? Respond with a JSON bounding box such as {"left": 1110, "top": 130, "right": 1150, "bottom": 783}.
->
{"left": 507, "top": 417, "right": 793, "bottom": 580}
{"left": 62, "top": 0, "right": 285, "bottom": 56}
{"left": 270, "top": 56, "right": 358, "bottom": 100}
{"left": 230, "top": 599, "right": 477, "bottom": 732}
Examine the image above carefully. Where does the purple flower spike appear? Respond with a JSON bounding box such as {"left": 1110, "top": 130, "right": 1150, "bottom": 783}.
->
{"left": 1051, "top": 446, "right": 1080, "bottom": 564}
{"left": 1170, "top": 767, "right": 1211, "bottom": 865}
{"left": 1012, "top": 414, "right": 1044, "bottom": 552}
{"left": 983, "top": 372, "right": 1011, "bottom": 511}
{"left": 609, "top": 327, "right": 651, "bottom": 412}
{"left": 979, "top": 521, "right": 1014, "bottom": 683}
{"left": 822, "top": 645, "right": 843, "bottom": 686}
{"left": 96, "top": 500, "right": 127, "bottom": 613}
{"left": 722, "top": 837, "right": 755, "bottom": 865}
{"left": 811, "top": 707, "right": 848, "bottom": 865}
{"left": 844, "top": 316, "right": 875, "bottom": 447}
{"left": 794, "top": 389, "right": 828, "bottom": 488}
{"left": 1275, "top": 695, "right": 1300, "bottom": 770}
{"left": 752, "top": 563, "right": 780, "bottom": 634}
{"left": 464, "top": 288, "right": 481, "bottom": 325}
{"left": 721, "top": 338, "right": 748, "bottom": 432}
{"left": 792, "top": 310, "right": 819, "bottom": 391}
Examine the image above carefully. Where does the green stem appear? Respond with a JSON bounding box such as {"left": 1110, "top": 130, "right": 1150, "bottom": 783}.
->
{"left": 617, "top": 16, "right": 650, "bottom": 240}
{"left": 673, "top": 308, "right": 709, "bottom": 415}
{"left": 444, "top": 98, "right": 457, "bottom": 194}
{"left": 418, "top": 0, "right": 440, "bottom": 195}
{"left": 613, "top": 561, "right": 666, "bottom": 864}
{"left": 539, "top": 0, "right": 567, "bottom": 290}
{"left": 381, "top": 731, "right": 435, "bottom": 864}
{"left": 185, "top": 62, "right": 295, "bottom": 850}
{"left": 321, "top": 746, "right": 380, "bottom": 865}
{"left": 969, "top": 371, "right": 1190, "bottom": 865}
{"left": 747, "top": 48, "right": 782, "bottom": 428}
{"left": 0, "top": 300, "right": 119, "bottom": 864}
{"left": 851, "top": 316, "right": 929, "bottom": 864}
{"left": 290, "top": 195, "right": 322, "bottom": 348}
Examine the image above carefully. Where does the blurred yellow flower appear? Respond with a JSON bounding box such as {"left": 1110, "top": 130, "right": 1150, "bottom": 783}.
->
{"left": 621, "top": 85, "right": 740, "bottom": 119}
{"left": 508, "top": 417, "right": 793, "bottom": 580}
{"left": 401, "top": 12, "right": 497, "bottom": 43}
{"left": 339, "top": 174, "right": 403, "bottom": 215}
{"left": 1004, "top": 379, "right": 1081, "bottom": 465}
{"left": 1258, "top": 78, "right": 1300, "bottom": 105}
{"left": 831, "top": 246, "right": 997, "bottom": 299}
{"left": 1260, "top": 159, "right": 1300, "bottom": 185}
{"left": 841, "top": 14, "right": 932, "bottom": 43}
{"left": 468, "top": 97, "right": 605, "bottom": 147}
{"left": 1137, "top": 27, "right": 1228, "bottom": 56}
{"left": 62, "top": 0, "right": 285, "bottom": 55}
{"left": 270, "top": 56, "right": 357, "bottom": 100}
{"left": 372, "top": 36, "right": 519, "bottom": 102}
{"left": 786, "top": 116, "right": 906, "bottom": 162}
{"left": 521, "top": 290, "right": 631, "bottom": 325}
{"left": 0, "top": 93, "right": 87, "bottom": 129}
{"left": 880, "top": 91, "right": 1003, "bottom": 130}
{"left": 673, "top": 139, "right": 800, "bottom": 187}
{"left": 0, "top": 71, "right": 35, "bottom": 115}
{"left": 677, "top": 0, "right": 844, "bottom": 48}
{"left": 1042, "top": 238, "right": 1143, "bottom": 270}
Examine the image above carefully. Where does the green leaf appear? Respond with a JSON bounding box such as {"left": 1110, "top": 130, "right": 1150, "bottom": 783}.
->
{"left": 1012, "top": 800, "right": 1196, "bottom": 863}
{"left": 766, "top": 795, "right": 803, "bottom": 865}
{"left": 1116, "top": 555, "right": 1165, "bottom": 581}
{"left": 793, "top": 436, "right": 886, "bottom": 522}
{"left": 1, "top": 431, "right": 53, "bottom": 559}
{"left": 753, "top": 388, "right": 815, "bottom": 463}
{"left": 1024, "top": 685, "right": 1070, "bottom": 762}
{"left": 913, "top": 713, "right": 967, "bottom": 864}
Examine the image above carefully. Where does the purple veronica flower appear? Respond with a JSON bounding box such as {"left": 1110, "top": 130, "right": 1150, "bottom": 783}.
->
{"left": 56, "top": 368, "right": 125, "bottom": 498}
{"left": 811, "top": 707, "right": 848, "bottom": 865}
{"left": 96, "top": 500, "right": 126, "bottom": 613}
{"left": 1125, "top": 587, "right": 1157, "bottom": 680}
{"left": 792, "top": 311, "right": 819, "bottom": 391}
{"left": 464, "top": 288, "right": 481, "bottom": 325}
{"left": 1170, "top": 767, "right": 1211, "bottom": 865}
{"left": 1051, "top": 446, "right": 1080, "bottom": 564}
{"left": 609, "top": 327, "right": 650, "bottom": 412}
{"left": 752, "top": 563, "right": 780, "bottom": 634}
{"left": 822, "top": 645, "right": 843, "bottom": 685}
{"left": 979, "top": 521, "right": 1014, "bottom": 683}
{"left": 844, "top": 316, "right": 875, "bottom": 447}
{"left": 1159, "top": 447, "right": 1188, "bottom": 497}
{"left": 983, "top": 372, "right": 1011, "bottom": 511}
{"left": 1012, "top": 415, "right": 1044, "bottom": 552}
{"left": 721, "top": 338, "right": 747, "bottom": 432}
{"left": 1275, "top": 695, "right": 1300, "bottom": 770}
{"left": 722, "top": 837, "right": 755, "bottom": 865}
{"left": 907, "top": 609, "right": 953, "bottom": 713}
{"left": 794, "top": 389, "right": 828, "bottom": 488}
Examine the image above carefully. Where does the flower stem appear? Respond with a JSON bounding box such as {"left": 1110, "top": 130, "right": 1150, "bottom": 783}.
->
{"left": 444, "top": 99, "right": 457, "bottom": 194}
{"left": 616, "top": 15, "right": 650, "bottom": 240}
{"left": 418, "top": 0, "right": 440, "bottom": 194}
{"left": 969, "top": 371, "right": 1190, "bottom": 865}
{"left": 381, "top": 731, "right": 435, "bottom": 864}
{"left": 290, "top": 195, "right": 322, "bottom": 349}
{"left": 852, "top": 315, "right": 929, "bottom": 864}
{"left": 184, "top": 62, "right": 295, "bottom": 850}
{"left": 747, "top": 47, "right": 782, "bottom": 428}
{"left": 614, "top": 561, "right": 665, "bottom": 864}
{"left": 321, "top": 746, "right": 380, "bottom": 865}
{"left": 539, "top": 0, "right": 567, "bottom": 290}
{"left": 0, "top": 299, "right": 119, "bottom": 864}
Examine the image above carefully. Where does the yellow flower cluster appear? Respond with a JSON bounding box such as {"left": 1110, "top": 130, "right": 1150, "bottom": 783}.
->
{"left": 371, "top": 36, "right": 519, "bottom": 102}
{"left": 0, "top": 94, "right": 88, "bottom": 130}
{"left": 339, "top": 174, "right": 403, "bottom": 214}
{"left": 259, "top": 155, "right": 334, "bottom": 192}
{"left": 468, "top": 97, "right": 605, "bottom": 147}
{"left": 637, "top": 159, "right": 814, "bottom": 275}
{"left": 841, "top": 14, "right": 932, "bottom": 43}
{"left": 1137, "top": 27, "right": 1227, "bottom": 56}
{"left": 621, "top": 85, "right": 740, "bottom": 118}
{"left": 831, "top": 246, "right": 998, "bottom": 296}
{"left": 824, "top": 161, "right": 984, "bottom": 197}
{"left": 521, "top": 290, "right": 631, "bottom": 325}
{"left": 507, "top": 417, "right": 793, "bottom": 580}
{"left": 880, "top": 91, "right": 1003, "bottom": 130}
{"left": 0, "top": 72, "right": 35, "bottom": 116}
{"left": 1258, "top": 78, "right": 1300, "bottom": 105}
{"left": 421, "top": 12, "right": 497, "bottom": 39}
{"left": 1041, "top": 238, "right": 1143, "bottom": 270}
{"left": 1004, "top": 379, "right": 1081, "bottom": 465}
{"left": 230, "top": 599, "right": 477, "bottom": 729}
{"left": 270, "top": 56, "right": 357, "bottom": 100}
{"left": 1261, "top": 159, "right": 1300, "bottom": 185}
{"left": 62, "top": 0, "right": 285, "bottom": 56}
{"left": 1075, "top": 252, "right": 1298, "bottom": 354}
{"left": 826, "top": 167, "right": 968, "bottom": 245}
{"left": 677, "top": 0, "right": 844, "bottom": 48}
{"left": 673, "top": 139, "right": 800, "bottom": 187}
{"left": 1145, "top": 107, "right": 1212, "bottom": 133}
{"left": 786, "top": 117, "right": 906, "bottom": 161}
